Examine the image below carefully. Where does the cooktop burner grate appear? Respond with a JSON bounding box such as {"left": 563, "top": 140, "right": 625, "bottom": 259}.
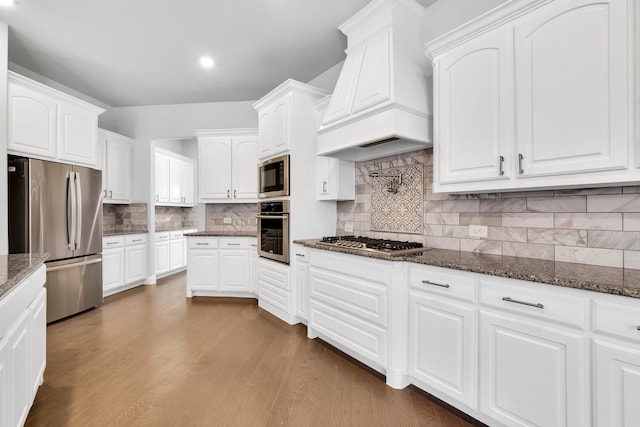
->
{"left": 318, "top": 236, "right": 427, "bottom": 256}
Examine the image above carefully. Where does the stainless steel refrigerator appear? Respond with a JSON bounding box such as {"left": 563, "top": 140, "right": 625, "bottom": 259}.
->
{"left": 8, "top": 155, "right": 103, "bottom": 323}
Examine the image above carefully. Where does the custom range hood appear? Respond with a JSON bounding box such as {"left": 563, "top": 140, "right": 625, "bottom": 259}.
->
{"left": 316, "top": 0, "right": 432, "bottom": 162}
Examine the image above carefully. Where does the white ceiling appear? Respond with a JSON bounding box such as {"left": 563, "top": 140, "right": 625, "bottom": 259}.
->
{"left": 0, "top": 0, "right": 437, "bottom": 107}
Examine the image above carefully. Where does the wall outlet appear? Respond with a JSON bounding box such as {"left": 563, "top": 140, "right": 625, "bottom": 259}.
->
{"left": 223, "top": 217, "right": 232, "bottom": 224}
{"left": 344, "top": 222, "right": 354, "bottom": 233}
{"left": 469, "top": 225, "right": 488, "bottom": 238}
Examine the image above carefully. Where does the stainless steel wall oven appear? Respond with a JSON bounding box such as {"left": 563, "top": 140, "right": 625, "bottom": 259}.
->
{"left": 257, "top": 200, "right": 289, "bottom": 264}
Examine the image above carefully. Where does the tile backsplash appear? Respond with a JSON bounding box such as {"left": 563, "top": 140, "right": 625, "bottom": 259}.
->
{"left": 205, "top": 203, "right": 257, "bottom": 234}
{"left": 155, "top": 206, "right": 197, "bottom": 231}
{"left": 370, "top": 165, "right": 423, "bottom": 234}
{"left": 336, "top": 148, "right": 640, "bottom": 270}
{"left": 103, "top": 203, "right": 148, "bottom": 234}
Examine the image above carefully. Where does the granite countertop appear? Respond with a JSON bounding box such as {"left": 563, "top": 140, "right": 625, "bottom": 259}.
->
{"left": 103, "top": 230, "right": 148, "bottom": 236}
{"left": 294, "top": 239, "right": 640, "bottom": 299}
{"left": 185, "top": 231, "right": 257, "bottom": 238}
{"left": 0, "top": 253, "right": 49, "bottom": 301}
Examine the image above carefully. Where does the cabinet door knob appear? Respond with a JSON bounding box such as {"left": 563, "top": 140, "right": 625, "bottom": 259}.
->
{"left": 499, "top": 156, "right": 505, "bottom": 176}
{"left": 518, "top": 154, "right": 524, "bottom": 175}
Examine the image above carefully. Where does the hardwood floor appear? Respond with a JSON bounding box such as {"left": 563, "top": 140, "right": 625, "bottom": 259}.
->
{"left": 26, "top": 272, "right": 476, "bottom": 427}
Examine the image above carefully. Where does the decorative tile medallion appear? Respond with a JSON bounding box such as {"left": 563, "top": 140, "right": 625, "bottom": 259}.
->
{"left": 371, "top": 165, "right": 423, "bottom": 234}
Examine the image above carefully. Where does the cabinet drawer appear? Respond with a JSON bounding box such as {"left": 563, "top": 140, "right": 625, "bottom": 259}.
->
{"left": 125, "top": 234, "right": 147, "bottom": 246}
{"left": 219, "top": 238, "right": 249, "bottom": 249}
{"left": 188, "top": 237, "right": 218, "bottom": 249}
{"left": 103, "top": 235, "right": 124, "bottom": 248}
{"left": 409, "top": 265, "right": 477, "bottom": 303}
{"left": 155, "top": 231, "right": 171, "bottom": 242}
{"left": 258, "top": 260, "right": 290, "bottom": 291}
{"left": 480, "top": 278, "right": 586, "bottom": 329}
{"left": 310, "top": 268, "right": 387, "bottom": 327}
{"left": 259, "top": 281, "right": 289, "bottom": 312}
{"left": 170, "top": 230, "right": 184, "bottom": 239}
{"left": 593, "top": 299, "right": 640, "bottom": 343}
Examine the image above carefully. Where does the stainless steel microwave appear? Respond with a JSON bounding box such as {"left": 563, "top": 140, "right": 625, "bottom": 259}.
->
{"left": 258, "top": 154, "right": 289, "bottom": 198}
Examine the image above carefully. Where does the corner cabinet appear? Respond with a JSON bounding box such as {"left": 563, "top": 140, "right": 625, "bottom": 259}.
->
{"left": 98, "top": 129, "right": 133, "bottom": 204}
{"left": 154, "top": 148, "right": 196, "bottom": 207}
{"left": 426, "top": 0, "right": 638, "bottom": 193}
{"left": 8, "top": 71, "right": 104, "bottom": 167}
{"left": 195, "top": 129, "right": 258, "bottom": 202}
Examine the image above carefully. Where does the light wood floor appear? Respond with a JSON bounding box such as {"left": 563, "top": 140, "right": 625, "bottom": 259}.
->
{"left": 26, "top": 272, "right": 477, "bottom": 427}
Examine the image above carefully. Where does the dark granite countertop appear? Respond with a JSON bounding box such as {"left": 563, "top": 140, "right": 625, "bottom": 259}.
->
{"left": 103, "top": 230, "right": 148, "bottom": 236}
{"left": 0, "top": 253, "right": 49, "bottom": 301}
{"left": 185, "top": 231, "right": 257, "bottom": 238}
{"left": 293, "top": 239, "right": 640, "bottom": 299}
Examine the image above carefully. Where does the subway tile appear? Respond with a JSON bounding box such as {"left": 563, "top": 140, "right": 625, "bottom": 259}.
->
{"left": 502, "top": 242, "right": 555, "bottom": 260}
{"left": 487, "top": 227, "right": 528, "bottom": 242}
{"left": 425, "top": 213, "right": 460, "bottom": 225}
{"left": 426, "top": 236, "right": 461, "bottom": 251}
{"left": 460, "top": 239, "right": 502, "bottom": 255}
{"left": 554, "top": 213, "right": 622, "bottom": 230}
{"left": 527, "top": 196, "right": 586, "bottom": 213}
{"left": 459, "top": 213, "right": 502, "bottom": 226}
{"left": 587, "top": 194, "right": 640, "bottom": 212}
{"left": 443, "top": 225, "right": 470, "bottom": 238}
{"left": 442, "top": 199, "right": 480, "bottom": 212}
{"left": 624, "top": 251, "right": 640, "bottom": 270}
{"left": 480, "top": 198, "right": 526, "bottom": 212}
{"left": 622, "top": 186, "right": 640, "bottom": 194}
{"left": 555, "top": 246, "right": 623, "bottom": 268}
{"left": 502, "top": 190, "right": 554, "bottom": 198}
{"left": 502, "top": 213, "right": 554, "bottom": 228}
{"left": 623, "top": 213, "right": 640, "bottom": 231}
{"left": 425, "top": 224, "right": 443, "bottom": 236}
{"left": 424, "top": 200, "right": 443, "bottom": 213}
{"left": 554, "top": 187, "right": 622, "bottom": 196}
{"left": 527, "top": 228, "right": 587, "bottom": 246}
{"left": 588, "top": 230, "right": 640, "bottom": 250}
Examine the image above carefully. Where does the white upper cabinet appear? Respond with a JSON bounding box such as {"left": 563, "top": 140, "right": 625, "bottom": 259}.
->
{"left": 435, "top": 27, "right": 512, "bottom": 185}
{"left": 196, "top": 129, "right": 258, "bottom": 202}
{"left": 154, "top": 148, "right": 195, "bottom": 207}
{"left": 426, "top": 0, "right": 638, "bottom": 193}
{"left": 256, "top": 93, "right": 291, "bottom": 159}
{"left": 7, "top": 72, "right": 104, "bottom": 167}
{"left": 514, "top": 0, "right": 628, "bottom": 177}
{"left": 99, "top": 129, "right": 133, "bottom": 204}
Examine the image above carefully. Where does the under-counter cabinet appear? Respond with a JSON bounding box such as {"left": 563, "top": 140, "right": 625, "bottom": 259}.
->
{"left": 98, "top": 129, "right": 133, "bottom": 203}
{"left": 155, "top": 230, "right": 195, "bottom": 278}
{"left": 408, "top": 265, "right": 478, "bottom": 410}
{"left": 592, "top": 298, "right": 640, "bottom": 427}
{"left": 426, "top": 0, "right": 637, "bottom": 193}
{"left": 195, "top": 129, "right": 258, "bottom": 201}
{"left": 0, "top": 264, "right": 46, "bottom": 427}
{"left": 187, "top": 236, "right": 256, "bottom": 297}
{"left": 7, "top": 71, "right": 104, "bottom": 167}
{"left": 154, "top": 148, "right": 195, "bottom": 206}
{"left": 257, "top": 258, "right": 294, "bottom": 323}
{"left": 103, "top": 234, "right": 148, "bottom": 297}
{"left": 292, "top": 245, "right": 309, "bottom": 322}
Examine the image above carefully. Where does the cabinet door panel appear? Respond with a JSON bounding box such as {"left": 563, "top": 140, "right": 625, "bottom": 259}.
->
{"left": 155, "top": 153, "right": 171, "bottom": 203}
{"left": 594, "top": 339, "right": 640, "bottom": 427}
{"left": 169, "top": 239, "right": 185, "bottom": 271}
{"left": 155, "top": 241, "right": 170, "bottom": 275}
{"left": 169, "top": 157, "right": 183, "bottom": 204}
{"left": 57, "top": 102, "right": 97, "bottom": 166}
{"left": 271, "top": 95, "right": 291, "bottom": 155}
{"left": 181, "top": 160, "right": 195, "bottom": 205}
{"left": 479, "top": 310, "right": 587, "bottom": 427}
{"left": 436, "top": 28, "right": 512, "bottom": 184}
{"left": 515, "top": 0, "right": 628, "bottom": 176}
{"left": 188, "top": 249, "right": 219, "bottom": 289}
{"left": 351, "top": 31, "right": 391, "bottom": 114}
{"left": 219, "top": 250, "right": 250, "bottom": 291}
{"left": 106, "top": 140, "right": 132, "bottom": 202}
{"left": 232, "top": 137, "right": 258, "bottom": 199}
{"left": 258, "top": 111, "right": 272, "bottom": 158}
{"left": 409, "top": 291, "right": 476, "bottom": 408}
{"left": 30, "top": 288, "right": 47, "bottom": 396}
{"left": 198, "top": 137, "right": 232, "bottom": 200}
{"left": 103, "top": 248, "right": 124, "bottom": 291}
{"left": 8, "top": 82, "right": 57, "bottom": 159}
{"left": 0, "top": 331, "right": 9, "bottom": 427}
{"left": 125, "top": 245, "right": 147, "bottom": 284}
{"left": 9, "top": 310, "right": 31, "bottom": 427}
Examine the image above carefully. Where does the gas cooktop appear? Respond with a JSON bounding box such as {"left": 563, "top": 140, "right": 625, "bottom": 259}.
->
{"left": 317, "top": 236, "right": 428, "bottom": 256}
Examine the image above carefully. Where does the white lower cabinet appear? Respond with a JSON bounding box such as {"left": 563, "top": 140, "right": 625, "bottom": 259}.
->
{"left": 0, "top": 265, "right": 46, "bottom": 427}
{"left": 155, "top": 229, "right": 196, "bottom": 279}
{"left": 257, "top": 258, "right": 294, "bottom": 324}
{"left": 293, "top": 245, "right": 309, "bottom": 322}
{"left": 250, "top": 241, "right": 258, "bottom": 294}
{"left": 187, "top": 237, "right": 255, "bottom": 297}
{"left": 103, "top": 234, "right": 148, "bottom": 297}
{"left": 408, "top": 265, "right": 477, "bottom": 410}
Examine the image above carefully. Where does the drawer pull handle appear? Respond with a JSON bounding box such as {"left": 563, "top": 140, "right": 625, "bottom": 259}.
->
{"left": 502, "top": 297, "right": 544, "bottom": 309}
{"left": 132, "top": 239, "right": 143, "bottom": 242}
{"left": 227, "top": 243, "right": 240, "bottom": 246}
{"left": 106, "top": 242, "right": 119, "bottom": 245}
{"left": 422, "top": 280, "right": 450, "bottom": 288}
{"left": 296, "top": 253, "right": 305, "bottom": 257}
{"left": 196, "top": 243, "right": 209, "bottom": 246}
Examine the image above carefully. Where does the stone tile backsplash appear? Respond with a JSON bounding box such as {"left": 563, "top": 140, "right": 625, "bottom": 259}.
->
{"left": 103, "top": 203, "right": 148, "bottom": 234}
{"left": 205, "top": 203, "right": 257, "bottom": 233}
{"left": 155, "top": 206, "right": 197, "bottom": 231}
{"left": 336, "top": 148, "right": 640, "bottom": 270}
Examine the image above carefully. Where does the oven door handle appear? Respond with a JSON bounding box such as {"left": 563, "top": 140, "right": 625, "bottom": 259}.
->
{"left": 256, "top": 215, "right": 288, "bottom": 219}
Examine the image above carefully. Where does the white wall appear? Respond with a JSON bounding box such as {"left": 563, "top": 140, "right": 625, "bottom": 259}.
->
{"left": 0, "top": 22, "right": 8, "bottom": 254}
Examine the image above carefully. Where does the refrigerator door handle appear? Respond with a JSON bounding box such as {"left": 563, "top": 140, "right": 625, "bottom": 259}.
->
{"left": 66, "top": 171, "right": 76, "bottom": 249}
{"left": 47, "top": 257, "right": 102, "bottom": 272}
{"left": 74, "top": 171, "right": 82, "bottom": 250}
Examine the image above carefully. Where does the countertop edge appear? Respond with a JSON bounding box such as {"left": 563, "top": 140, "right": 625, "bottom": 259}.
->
{"left": 0, "top": 254, "right": 49, "bottom": 301}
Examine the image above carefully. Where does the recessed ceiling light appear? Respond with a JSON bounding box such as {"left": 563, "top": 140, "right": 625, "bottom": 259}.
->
{"left": 199, "top": 56, "right": 214, "bottom": 69}
{"left": 0, "top": 0, "right": 15, "bottom": 7}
